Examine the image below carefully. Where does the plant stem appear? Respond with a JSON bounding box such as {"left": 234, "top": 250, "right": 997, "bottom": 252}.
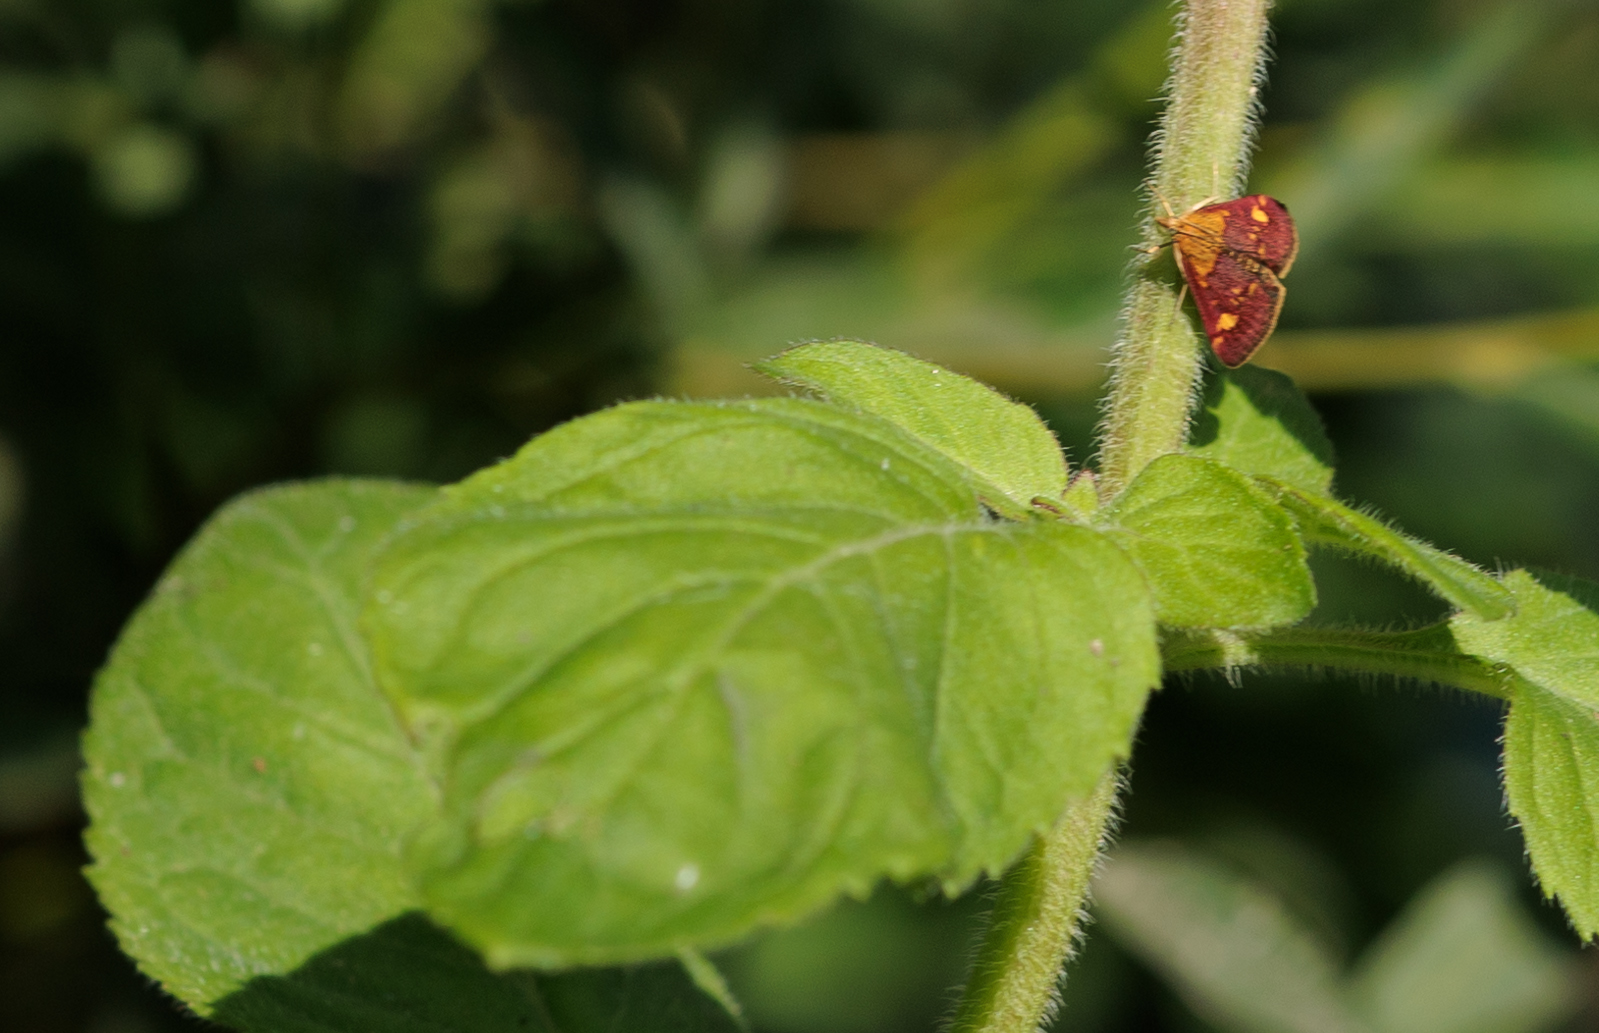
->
{"left": 1097, "top": 0, "right": 1276, "bottom": 499}
{"left": 948, "top": 768, "right": 1119, "bottom": 1033}
{"left": 950, "top": 5, "right": 1279, "bottom": 1030}
{"left": 1160, "top": 623, "right": 1516, "bottom": 701}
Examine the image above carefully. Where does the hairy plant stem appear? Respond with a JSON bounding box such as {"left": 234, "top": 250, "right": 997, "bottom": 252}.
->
{"left": 1160, "top": 623, "right": 1516, "bottom": 701}
{"left": 950, "top": 5, "right": 1279, "bottom": 1031}
{"left": 947, "top": 768, "right": 1119, "bottom": 1033}
{"left": 1097, "top": 0, "right": 1276, "bottom": 499}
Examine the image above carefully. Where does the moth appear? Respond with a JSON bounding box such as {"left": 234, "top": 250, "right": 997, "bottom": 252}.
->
{"left": 1156, "top": 194, "right": 1298, "bottom": 367}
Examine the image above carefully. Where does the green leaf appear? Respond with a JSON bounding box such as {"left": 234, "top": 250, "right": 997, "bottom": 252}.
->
{"left": 1097, "top": 455, "right": 1315, "bottom": 629}
{"left": 366, "top": 399, "right": 1158, "bottom": 968}
{"left": 1348, "top": 861, "right": 1578, "bottom": 1033}
{"left": 755, "top": 341, "right": 1067, "bottom": 509}
{"left": 432, "top": 396, "right": 989, "bottom": 519}
{"left": 1454, "top": 571, "right": 1599, "bottom": 938}
{"left": 1060, "top": 470, "right": 1100, "bottom": 520}
{"left": 1095, "top": 842, "right": 1363, "bottom": 1033}
{"left": 79, "top": 482, "right": 453, "bottom": 1012}
{"left": 1267, "top": 480, "right": 1515, "bottom": 620}
{"left": 1452, "top": 570, "right": 1599, "bottom": 703}
{"left": 1189, "top": 365, "right": 1336, "bottom": 495}
{"left": 80, "top": 480, "right": 741, "bottom": 1032}
{"left": 1500, "top": 687, "right": 1599, "bottom": 940}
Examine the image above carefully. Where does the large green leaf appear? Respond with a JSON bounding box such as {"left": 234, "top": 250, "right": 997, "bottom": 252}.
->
{"left": 1189, "top": 365, "right": 1336, "bottom": 495}
{"left": 366, "top": 398, "right": 1159, "bottom": 968}
{"left": 81, "top": 479, "right": 742, "bottom": 1032}
{"left": 1096, "top": 455, "right": 1315, "bottom": 629}
{"left": 1268, "top": 481, "right": 1514, "bottom": 620}
{"left": 755, "top": 341, "right": 1067, "bottom": 511}
{"left": 80, "top": 482, "right": 453, "bottom": 1013}
{"left": 1453, "top": 570, "right": 1599, "bottom": 938}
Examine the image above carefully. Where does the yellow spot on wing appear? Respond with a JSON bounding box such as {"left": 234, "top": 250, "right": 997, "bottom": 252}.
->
{"left": 1216, "top": 313, "right": 1239, "bottom": 330}
{"left": 1251, "top": 206, "right": 1269, "bottom": 222}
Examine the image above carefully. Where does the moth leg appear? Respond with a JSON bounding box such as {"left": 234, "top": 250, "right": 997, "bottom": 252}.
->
{"left": 1150, "top": 187, "right": 1178, "bottom": 221}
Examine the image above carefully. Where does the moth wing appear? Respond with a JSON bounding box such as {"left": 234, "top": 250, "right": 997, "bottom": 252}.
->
{"left": 1189, "top": 250, "right": 1285, "bottom": 368}
{"left": 1216, "top": 195, "right": 1299, "bottom": 276}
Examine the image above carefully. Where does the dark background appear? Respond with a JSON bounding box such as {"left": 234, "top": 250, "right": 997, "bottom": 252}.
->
{"left": 4, "top": 0, "right": 1599, "bottom": 1029}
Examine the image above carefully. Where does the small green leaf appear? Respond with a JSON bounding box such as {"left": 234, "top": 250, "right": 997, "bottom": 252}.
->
{"left": 80, "top": 481, "right": 458, "bottom": 1014}
{"left": 1268, "top": 480, "right": 1514, "bottom": 620}
{"left": 1189, "top": 366, "right": 1336, "bottom": 495}
{"left": 1060, "top": 470, "right": 1100, "bottom": 520}
{"left": 1501, "top": 687, "right": 1599, "bottom": 939}
{"left": 367, "top": 399, "right": 1158, "bottom": 967}
{"left": 1453, "top": 570, "right": 1599, "bottom": 937}
{"left": 756, "top": 341, "right": 1067, "bottom": 508}
{"left": 1097, "top": 455, "right": 1315, "bottom": 629}
{"left": 1452, "top": 570, "right": 1599, "bottom": 703}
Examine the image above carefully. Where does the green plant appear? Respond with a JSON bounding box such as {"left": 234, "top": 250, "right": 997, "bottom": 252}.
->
{"left": 78, "top": 3, "right": 1599, "bottom": 1032}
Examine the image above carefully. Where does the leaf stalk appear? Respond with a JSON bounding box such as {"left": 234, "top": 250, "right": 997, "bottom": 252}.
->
{"left": 1160, "top": 623, "right": 1515, "bottom": 701}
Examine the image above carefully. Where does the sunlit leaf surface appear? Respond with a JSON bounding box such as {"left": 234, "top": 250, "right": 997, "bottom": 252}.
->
{"left": 756, "top": 341, "right": 1068, "bottom": 510}
{"left": 81, "top": 483, "right": 443, "bottom": 1011}
{"left": 1098, "top": 454, "right": 1315, "bottom": 629}
{"left": 366, "top": 398, "right": 1159, "bottom": 966}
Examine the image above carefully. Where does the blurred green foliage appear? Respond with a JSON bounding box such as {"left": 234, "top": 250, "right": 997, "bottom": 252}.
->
{"left": 5, "top": 0, "right": 1599, "bottom": 1029}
